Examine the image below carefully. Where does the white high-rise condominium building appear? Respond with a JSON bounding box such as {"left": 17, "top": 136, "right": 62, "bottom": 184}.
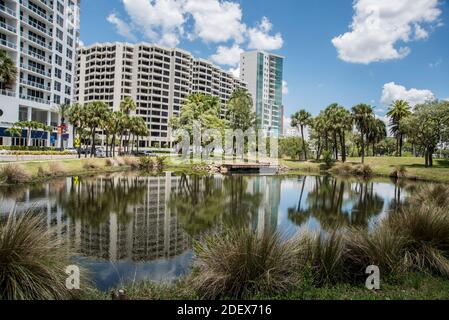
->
{"left": 240, "top": 51, "right": 284, "bottom": 136}
{"left": 75, "top": 42, "right": 246, "bottom": 148}
{"left": 0, "top": 0, "right": 80, "bottom": 147}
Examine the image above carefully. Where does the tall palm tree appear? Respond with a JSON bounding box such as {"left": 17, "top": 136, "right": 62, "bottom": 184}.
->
{"left": 367, "top": 118, "right": 387, "bottom": 156}
{"left": 85, "top": 101, "right": 109, "bottom": 157}
{"left": 352, "top": 104, "right": 374, "bottom": 164}
{"left": 67, "top": 103, "right": 85, "bottom": 157}
{"left": 291, "top": 109, "right": 312, "bottom": 160}
{"left": 0, "top": 50, "right": 17, "bottom": 90}
{"left": 387, "top": 100, "right": 411, "bottom": 157}
{"left": 53, "top": 104, "right": 71, "bottom": 150}
{"left": 334, "top": 106, "right": 353, "bottom": 163}
{"left": 120, "top": 96, "right": 136, "bottom": 115}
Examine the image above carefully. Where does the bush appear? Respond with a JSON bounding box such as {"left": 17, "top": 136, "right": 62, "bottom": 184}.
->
{"left": 37, "top": 165, "right": 50, "bottom": 178}
{"left": 122, "top": 156, "right": 139, "bottom": 168}
{"left": 83, "top": 160, "right": 100, "bottom": 170}
{"left": 48, "top": 162, "right": 67, "bottom": 176}
{"left": 139, "top": 156, "right": 155, "bottom": 171}
{"left": 115, "top": 157, "right": 125, "bottom": 167}
{"left": 386, "top": 203, "right": 449, "bottom": 276}
{"left": 390, "top": 166, "right": 407, "bottom": 179}
{"left": 0, "top": 164, "right": 31, "bottom": 184}
{"left": 105, "top": 158, "right": 116, "bottom": 167}
{"left": 0, "top": 211, "right": 86, "bottom": 300}
{"left": 155, "top": 156, "right": 167, "bottom": 170}
{"left": 329, "top": 163, "right": 353, "bottom": 176}
{"left": 352, "top": 164, "right": 373, "bottom": 177}
{"left": 192, "top": 229, "right": 300, "bottom": 299}
{"left": 322, "top": 150, "right": 334, "bottom": 168}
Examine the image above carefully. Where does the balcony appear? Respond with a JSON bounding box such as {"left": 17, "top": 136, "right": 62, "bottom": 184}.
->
{"left": 20, "top": 63, "right": 52, "bottom": 78}
{"left": 0, "top": 38, "right": 17, "bottom": 50}
{"left": 20, "top": 78, "right": 51, "bottom": 91}
{"left": 0, "top": 4, "right": 17, "bottom": 18}
{"left": 20, "top": 93, "right": 51, "bottom": 105}
{"left": 21, "top": 48, "right": 52, "bottom": 64}
{"left": 20, "top": 16, "right": 53, "bottom": 37}
{"left": 23, "top": 33, "right": 52, "bottom": 50}
{"left": 0, "top": 89, "right": 16, "bottom": 97}
{"left": 19, "top": 0, "right": 53, "bottom": 23}
{"left": 0, "top": 21, "right": 17, "bottom": 34}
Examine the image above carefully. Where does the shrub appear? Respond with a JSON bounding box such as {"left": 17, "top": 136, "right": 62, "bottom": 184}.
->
{"left": 329, "top": 163, "right": 353, "bottom": 176}
{"left": 0, "top": 211, "right": 86, "bottom": 300}
{"left": 123, "top": 156, "right": 139, "bottom": 168}
{"left": 307, "top": 232, "right": 345, "bottom": 285}
{"left": 115, "top": 157, "right": 125, "bottom": 166}
{"left": 390, "top": 166, "right": 407, "bottom": 179}
{"left": 322, "top": 150, "right": 334, "bottom": 168}
{"left": 105, "top": 158, "right": 116, "bottom": 167}
{"left": 83, "top": 160, "right": 100, "bottom": 170}
{"left": 342, "top": 227, "right": 407, "bottom": 281}
{"left": 352, "top": 164, "right": 373, "bottom": 177}
{"left": 192, "top": 229, "right": 300, "bottom": 299}
{"left": 386, "top": 203, "right": 449, "bottom": 276}
{"left": 37, "top": 165, "right": 50, "bottom": 178}
{"left": 48, "top": 162, "right": 67, "bottom": 176}
{"left": 0, "top": 164, "right": 31, "bottom": 184}
{"left": 155, "top": 156, "right": 167, "bottom": 170}
{"left": 139, "top": 156, "right": 155, "bottom": 171}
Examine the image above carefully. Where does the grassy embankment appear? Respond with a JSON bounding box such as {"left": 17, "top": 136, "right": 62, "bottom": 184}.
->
{"left": 282, "top": 156, "right": 449, "bottom": 183}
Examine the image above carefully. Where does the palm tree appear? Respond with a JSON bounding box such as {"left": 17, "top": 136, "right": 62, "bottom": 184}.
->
{"left": 387, "top": 100, "right": 411, "bottom": 157}
{"left": 334, "top": 107, "right": 353, "bottom": 163}
{"left": 53, "top": 104, "right": 71, "bottom": 150}
{"left": 85, "top": 101, "right": 109, "bottom": 157}
{"left": 67, "top": 103, "right": 85, "bottom": 157}
{"left": 0, "top": 50, "right": 17, "bottom": 90}
{"left": 367, "top": 118, "right": 387, "bottom": 156}
{"left": 5, "top": 126, "right": 21, "bottom": 145}
{"left": 15, "top": 121, "right": 42, "bottom": 147}
{"left": 120, "top": 96, "right": 136, "bottom": 115}
{"left": 291, "top": 109, "right": 312, "bottom": 160}
{"left": 352, "top": 104, "right": 374, "bottom": 164}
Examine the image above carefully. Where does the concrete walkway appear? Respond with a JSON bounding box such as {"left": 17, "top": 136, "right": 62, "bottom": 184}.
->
{"left": 0, "top": 154, "right": 78, "bottom": 163}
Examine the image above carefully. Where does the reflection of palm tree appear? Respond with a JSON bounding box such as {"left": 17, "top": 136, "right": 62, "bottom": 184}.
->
{"left": 288, "top": 176, "right": 385, "bottom": 230}
{"left": 169, "top": 175, "right": 262, "bottom": 236}
{"left": 288, "top": 176, "right": 311, "bottom": 226}
{"left": 56, "top": 175, "right": 146, "bottom": 226}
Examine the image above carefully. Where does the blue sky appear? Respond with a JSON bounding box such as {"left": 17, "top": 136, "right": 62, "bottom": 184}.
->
{"left": 79, "top": 0, "right": 449, "bottom": 122}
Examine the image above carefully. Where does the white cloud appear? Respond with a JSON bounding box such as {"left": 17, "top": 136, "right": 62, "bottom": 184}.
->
{"left": 381, "top": 82, "right": 435, "bottom": 107}
{"left": 429, "top": 58, "right": 442, "bottom": 68}
{"left": 282, "top": 80, "right": 289, "bottom": 95}
{"left": 332, "top": 0, "right": 442, "bottom": 64}
{"left": 209, "top": 44, "right": 243, "bottom": 67}
{"left": 248, "top": 17, "right": 283, "bottom": 51}
{"left": 121, "top": 0, "right": 186, "bottom": 47}
{"left": 228, "top": 66, "right": 240, "bottom": 78}
{"left": 107, "top": 13, "right": 137, "bottom": 41}
{"left": 184, "top": 0, "right": 246, "bottom": 43}
{"left": 444, "top": 98, "right": 449, "bottom": 102}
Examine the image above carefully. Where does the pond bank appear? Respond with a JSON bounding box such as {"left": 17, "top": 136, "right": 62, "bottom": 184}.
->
{"left": 281, "top": 157, "right": 449, "bottom": 184}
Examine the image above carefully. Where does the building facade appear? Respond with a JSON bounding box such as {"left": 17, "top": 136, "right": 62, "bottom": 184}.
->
{"left": 0, "top": 0, "right": 80, "bottom": 147}
{"left": 240, "top": 51, "right": 284, "bottom": 136}
{"left": 75, "top": 42, "right": 247, "bottom": 148}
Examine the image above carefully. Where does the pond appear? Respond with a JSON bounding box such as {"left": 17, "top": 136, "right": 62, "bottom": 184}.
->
{"left": 0, "top": 172, "right": 418, "bottom": 291}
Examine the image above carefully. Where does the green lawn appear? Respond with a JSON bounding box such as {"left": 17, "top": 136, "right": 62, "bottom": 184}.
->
{"left": 282, "top": 157, "right": 449, "bottom": 183}
{"left": 86, "top": 272, "right": 449, "bottom": 300}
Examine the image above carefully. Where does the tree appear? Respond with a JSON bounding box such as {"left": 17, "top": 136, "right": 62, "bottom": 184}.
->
{"left": 0, "top": 50, "right": 17, "bottom": 90}
{"left": 334, "top": 106, "right": 353, "bottom": 163}
{"left": 310, "top": 114, "right": 327, "bottom": 160}
{"left": 226, "top": 89, "right": 256, "bottom": 132}
{"left": 5, "top": 126, "right": 21, "bottom": 145}
{"left": 387, "top": 100, "right": 411, "bottom": 157}
{"left": 53, "top": 104, "right": 71, "bottom": 150}
{"left": 352, "top": 104, "right": 374, "bottom": 164}
{"left": 67, "top": 103, "right": 86, "bottom": 158}
{"left": 367, "top": 118, "right": 387, "bottom": 157}
{"left": 401, "top": 101, "right": 449, "bottom": 167}
{"left": 85, "top": 101, "right": 110, "bottom": 157}
{"left": 170, "top": 93, "right": 226, "bottom": 141}
{"left": 120, "top": 96, "right": 136, "bottom": 115}
{"left": 279, "top": 137, "right": 307, "bottom": 160}
{"left": 15, "top": 121, "right": 43, "bottom": 147}
{"left": 291, "top": 109, "right": 311, "bottom": 161}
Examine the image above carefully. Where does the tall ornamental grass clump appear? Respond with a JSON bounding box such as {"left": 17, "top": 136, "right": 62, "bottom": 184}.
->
{"left": 0, "top": 211, "right": 85, "bottom": 300}
{"left": 192, "top": 229, "right": 300, "bottom": 299}
{"left": 0, "top": 163, "right": 31, "bottom": 184}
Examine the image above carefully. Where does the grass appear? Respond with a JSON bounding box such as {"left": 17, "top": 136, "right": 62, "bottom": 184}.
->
{"left": 0, "top": 210, "right": 90, "bottom": 300}
{"left": 0, "top": 158, "right": 137, "bottom": 186}
{"left": 282, "top": 157, "right": 449, "bottom": 183}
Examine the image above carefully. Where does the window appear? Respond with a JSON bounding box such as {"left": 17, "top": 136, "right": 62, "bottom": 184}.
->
{"left": 65, "top": 85, "right": 71, "bottom": 95}
{"left": 54, "top": 81, "right": 61, "bottom": 92}
{"left": 57, "top": 1, "right": 64, "bottom": 14}
{"left": 56, "top": 29, "right": 63, "bottom": 41}
{"left": 54, "top": 68, "right": 62, "bottom": 79}
{"left": 67, "top": 36, "right": 73, "bottom": 48}
{"left": 65, "top": 73, "right": 72, "bottom": 83}
{"left": 66, "top": 61, "right": 72, "bottom": 72}
{"left": 66, "top": 48, "right": 73, "bottom": 59}
{"left": 57, "top": 15, "right": 64, "bottom": 27}
{"left": 55, "top": 55, "right": 63, "bottom": 66}
{"left": 56, "top": 42, "right": 63, "bottom": 53}
{"left": 54, "top": 95, "right": 61, "bottom": 104}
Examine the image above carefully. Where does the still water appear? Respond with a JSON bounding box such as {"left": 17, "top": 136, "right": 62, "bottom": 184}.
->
{"left": 0, "top": 172, "right": 415, "bottom": 290}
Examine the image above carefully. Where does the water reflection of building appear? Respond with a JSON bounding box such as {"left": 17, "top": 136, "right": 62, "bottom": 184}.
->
{"left": 1, "top": 173, "right": 191, "bottom": 263}
{"left": 247, "top": 176, "right": 281, "bottom": 235}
